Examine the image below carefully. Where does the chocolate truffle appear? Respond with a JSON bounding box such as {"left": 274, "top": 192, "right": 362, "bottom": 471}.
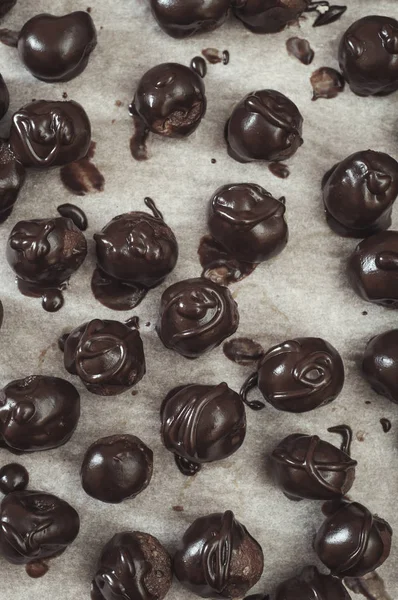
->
{"left": 0, "top": 140, "right": 26, "bottom": 224}
{"left": 0, "top": 375, "right": 80, "bottom": 452}
{"left": 232, "top": 0, "right": 308, "bottom": 34}
{"left": 16, "top": 12, "right": 97, "bottom": 82}
{"left": 131, "top": 63, "right": 206, "bottom": 138}
{"left": 314, "top": 500, "right": 392, "bottom": 577}
{"left": 348, "top": 231, "right": 398, "bottom": 307}
{"left": 339, "top": 16, "right": 398, "bottom": 97}
{"left": 9, "top": 100, "right": 91, "bottom": 168}
{"left": 0, "top": 0, "right": 16, "bottom": 19}
{"left": 81, "top": 435, "right": 153, "bottom": 504}
{"left": 91, "top": 531, "right": 172, "bottom": 600}
{"left": 362, "top": 329, "right": 398, "bottom": 403}
{"left": 161, "top": 383, "right": 246, "bottom": 476}
{"left": 240, "top": 338, "right": 344, "bottom": 412}
{"left": 61, "top": 318, "right": 146, "bottom": 396}
{"left": 0, "top": 74, "right": 9, "bottom": 120}
{"left": 150, "top": 0, "right": 230, "bottom": 38}
{"left": 0, "top": 463, "right": 29, "bottom": 494}
{"left": 226, "top": 90, "right": 303, "bottom": 164}
{"left": 0, "top": 490, "right": 80, "bottom": 565}
{"left": 208, "top": 183, "right": 288, "bottom": 263}
{"left": 157, "top": 278, "right": 239, "bottom": 359}
{"left": 7, "top": 216, "right": 88, "bottom": 312}
{"left": 275, "top": 565, "right": 351, "bottom": 600}
{"left": 271, "top": 431, "right": 356, "bottom": 501}
{"left": 174, "top": 510, "right": 264, "bottom": 598}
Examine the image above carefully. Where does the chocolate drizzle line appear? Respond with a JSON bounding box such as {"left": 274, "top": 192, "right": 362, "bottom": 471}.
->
{"left": 240, "top": 371, "right": 264, "bottom": 411}
{"left": 202, "top": 510, "right": 235, "bottom": 592}
{"left": 328, "top": 424, "right": 353, "bottom": 455}
{"left": 336, "top": 503, "right": 373, "bottom": 575}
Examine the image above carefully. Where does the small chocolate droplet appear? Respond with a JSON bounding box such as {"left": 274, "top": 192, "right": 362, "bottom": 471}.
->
{"left": 380, "top": 418, "right": 391, "bottom": 433}
{"left": 57, "top": 203, "right": 88, "bottom": 231}
{"left": 190, "top": 56, "right": 207, "bottom": 78}
{"left": 222, "top": 50, "right": 230, "bottom": 65}
{"left": 269, "top": 162, "right": 290, "bottom": 179}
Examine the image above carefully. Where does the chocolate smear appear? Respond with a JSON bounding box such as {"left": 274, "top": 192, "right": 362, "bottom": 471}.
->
{"left": 286, "top": 37, "right": 314, "bottom": 65}
{"left": 57, "top": 203, "right": 88, "bottom": 231}
{"left": 91, "top": 266, "right": 148, "bottom": 311}
{"left": 190, "top": 56, "right": 207, "bottom": 78}
{"left": 60, "top": 142, "right": 104, "bottom": 196}
{"left": 202, "top": 48, "right": 222, "bottom": 64}
{"left": 345, "top": 571, "right": 392, "bottom": 600}
{"left": 311, "top": 67, "right": 345, "bottom": 100}
{"left": 223, "top": 338, "right": 264, "bottom": 366}
{"left": 198, "top": 234, "right": 257, "bottom": 286}
{"left": 269, "top": 162, "right": 290, "bottom": 179}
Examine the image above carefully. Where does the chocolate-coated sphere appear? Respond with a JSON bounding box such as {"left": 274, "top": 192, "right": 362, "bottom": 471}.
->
{"left": 275, "top": 565, "right": 351, "bottom": 600}
{"left": 0, "top": 375, "right": 80, "bottom": 452}
{"left": 339, "top": 16, "right": 398, "bottom": 96}
{"left": 348, "top": 231, "right": 398, "bottom": 307}
{"left": 226, "top": 90, "right": 303, "bottom": 163}
{"left": 0, "top": 463, "right": 29, "bottom": 494}
{"left": 323, "top": 150, "right": 398, "bottom": 237}
{"left": 0, "top": 141, "right": 26, "bottom": 224}
{"left": 92, "top": 532, "right": 172, "bottom": 600}
{"left": 150, "top": 0, "right": 230, "bottom": 38}
{"left": 0, "top": 74, "right": 9, "bottom": 120}
{"left": 314, "top": 500, "right": 392, "bottom": 577}
{"left": 233, "top": 0, "right": 308, "bottom": 34}
{"left": 362, "top": 329, "right": 398, "bottom": 403}
{"left": 174, "top": 511, "right": 264, "bottom": 598}
{"left": 81, "top": 435, "right": 153, "bottom": 504}
{"left": 61, "top": 318, "right": 146, "bottom": 396}
{"left": 157, "top": 278, "right": 239, "bottom": 359}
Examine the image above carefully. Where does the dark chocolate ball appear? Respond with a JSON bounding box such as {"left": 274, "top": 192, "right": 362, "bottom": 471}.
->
{"left": 150, "top": 0, "right": 230, "bottom": 38}
{"left": 233, "top": 0, "right": 308, "bottom": 34}
{"left": 161, "top": 383, "right": 246, "bottom": 475}
{"left": 81, "top": 435, "right": 153, "bottom": 504}
{"left": 92, "top": 531, "right": 172, "bottom": 600}
{"left": 362, "top": 329, "right": 398, "bottom": 403}
{"left": 0, "top": 0, "right": 16, "bottom": 19}
{"left": 157, "top": 277, "right": 239, "bottom": 359}
{"left": 9, "top": 100, "right": 91, "bottom": 168}
{"left": 339, "top": 16, "right": 398, "bottom": 96}
{"left": 0, "top": 463, "right": 29, "bottom": 494}
{"left": 348, "top": 231, "right": 398, "bottom": 307}
{"left": 131, "top": 63, "right": 206, "bottom": 138}
{"left": 314, "top": 500, "right": 392, "bottom": 577}
{"left": 208, "top": 183, "right": 288, "bottom": 263}
{"left": 0, "top": 74, "right": 9, "bottom": 120}
{"left": 0, "top": 490, "right": 80, "bottom": 565}
{"left": 226, "top": 90, "right": 303, "bottom": 163}
{"left": 0, "top": 140, "right": 26, "bottom": 224}
{"left": 174, "top": 510, "right": 264, "bottom": 598}
{"left": 61, "top": 318, "right": 146, "bottom": 396}
{"left": 0, "top": 375, "right": 80, "bottom": 452}
{"left": 323, "top": 150, "right": 398, "bottom": 237}
{"left": 271, "top": 433, "right": 356, "bottom": 501}
{"left": 275, "top": 565, "right": 351, "bottom": 600}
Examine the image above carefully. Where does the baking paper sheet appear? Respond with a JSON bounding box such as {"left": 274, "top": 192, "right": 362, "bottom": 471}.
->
{"left": 0, "top": 1, "right": 397, "bottom": 598}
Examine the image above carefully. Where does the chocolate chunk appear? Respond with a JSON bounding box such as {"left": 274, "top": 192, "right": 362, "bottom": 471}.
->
{"left": 310, "top": 67, "right": 345, "bottom": 100}
{"left": 223, "top": 338, "right": 264, "bottom": 365}
{"left": 286, "top": 37, "right": 314, "bottom": 65}
{"left": 0, "top": 463, "right": 29, "bottom": 494}
{"left": 362, "top": 329, "right": 398, "bottom": 403}
{"left": 150, "top": 0, "right": 230, "bottom": 38}
{"left": 0, "top": 0, "right": 16, "bottom": 19}
{"left": 275, "top": 565, "right": 351, "bottom": 599}
{"left": 174, "top": 511, "right": 264, "bottom": 598}
{"left": 57, "top": 203, "right": 88, "bottom": 230}
{"left": 269, "top": 162, "right": 290, "bottom": 179}
{"left": 0, "top": 73, "right": 9, "bottom": 119}
{"left": 232, "top": 0, "right": 308, "bottom": 34}
{"left": 0, "top": 140, "right": 26, "bottom": 224}
{"left": 191, "top": 56, "right": 207, "bottom": 78}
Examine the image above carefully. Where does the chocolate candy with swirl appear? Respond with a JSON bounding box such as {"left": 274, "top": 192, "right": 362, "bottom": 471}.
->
{"left": 275, "top": 565, "right": 352, "bottom": 600}
{"left": 322, "top": 150, "right": 398, "bottom": 238}
{"left": 91, "top": 531, "right": 172, "bottom": 600}
{"left": 348, "top": 231, "right": 398, "bottom": 307}
{"left": 240, "top": 337, "right": 344, "bottom": 412}
{"left": 150, "top": 0, "right": 230, "bottom": 38}
{"left": 161, "top": 383, "right": 246, "bottom": 476}
{"left": 157, "top": 278, "right": 239, "bottom": 359}
{"left": 225, "top": 90, "right": 303, "bottom": 164}
{"left": 232, "top": 0, "right": 308, "bottom": 34}
{"left": 339, "top": 16, "right": 398, "bottom": 96}
{"left": 0, "top": 490, "right": 80, "bottom": 567}
{"left": 174, "top": 511, "right": 264, "bottom": 598}
{"left": 362, "top": 329, "right": 398, "bottom": 404}
{"left": 314, "top": 500, "right": 392, "bottom": 577}
{"left": 61, "top": 318, "right": 146, "bottom": 396}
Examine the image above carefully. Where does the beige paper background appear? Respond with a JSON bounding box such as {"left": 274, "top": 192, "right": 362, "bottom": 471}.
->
{"left": 0, "top": 0, "right": 397, "bottom": 598}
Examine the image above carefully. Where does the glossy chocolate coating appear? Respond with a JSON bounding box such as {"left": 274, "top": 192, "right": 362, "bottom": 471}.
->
{"left": 161, "top": 383, "right": 246, "bottom": 475}
{"left": 271, "top": 433, "right": 356, "bottom": 501}
{"left": 0, "top": 463, "right": 29, "bottom": 494}
{"left": 132, "top": 63, "right": 206, "bottom": 138}
{"left": 92, "top": 531, "right": 172, "bottom": 600}
{"left": 233, "top": 0, "right": 308, "bottom": 34}
{"left": 174, "top": 510, "right": 264, "bottom": 598}
{"left": 226, "top": 90, "right": 303, "bottom": 164}
{"left": 275, "top": 565, "right": 351, "bottom": 600}
{"left": 208, "top": 183, "right": 288, "bottom": 263}
{"left": 339, "top": 16, "right": 398, "bottom": 96}
{"left": 0, "top": 140, "right": 26, "bottom": 224}
{"left": 0, "top": 490, "right": 79, "bottom": 565}
{"left": 314, "top": 500, "right": 392, "bottom": 577}
{"left": 0, "top": 375, "right": 80, "bottom": 452}
{"left": 362, "top": 329, "right": 398, "bottom": 403}
{"left": 0, "top": 74, "right": 9, "bottom": 120}
{"left": 9, "top": 100, "right": 91, "bottom": 168}
{"left": 81, "top": 435, "right": 153, "bottom": 504}
{"left": 62, "top": 318, "right": 146, "bottom": 395}
{"left": 323, "top": 150, "right": 398, "bottom": 237}
{"left": 157, "top": 278, "right": 239, "bottom": 359}
{"left": 150, "top": 0, "right": 230, "bottom": 38}
{"left": 241, "top": 338, "right": 344, "bottom": 412}
{"left": 348, "top": 231, "right": 398, "bottom": 307}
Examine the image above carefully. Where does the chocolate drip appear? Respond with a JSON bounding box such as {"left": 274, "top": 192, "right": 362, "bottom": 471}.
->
{"left": 202, "top": 511, "right": 235, "bottom": 592}
{"left": 328, "top": 425, "right": 353, "bottom": 455}
{"left": 175, "top": 455, "right": 201, "bottom": 476}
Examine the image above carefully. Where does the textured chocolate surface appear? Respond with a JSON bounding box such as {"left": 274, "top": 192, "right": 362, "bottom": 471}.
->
{"left": 362, "top": 329, "right": 398, "bottom": 403}
{"left": 174, "top": 511, "right": 264, "bottom": 598}
{"left": 157, "top": 278, "right": 239, "bottom": 358}
{"left": 81, "top": 435, "right": 153, "bottom": 504}
{"left": 150, "top": 0, "right": 230, "bottom": 38}
{"left": 0, "top": 375, "right": 80, "bottom": 452}
{"left": 0, "top": 140, "right": 26, "bottom": 224}
{"left": 0, "top": 73, "right": 9, "bottom": 119}
{"left": 275, "top": 565, "right": 351, "bottom": 600}
{"left": 0, "top": 463, "right": 29, "bottom": 494}
{"left": 323, "top": 150, "right": 398, "bottom": 237}
{"left": 226, "top": 90, "right": 303, "bottom": 163}
{"left": 232, "top": 0, "right": 308, "bottom": 34}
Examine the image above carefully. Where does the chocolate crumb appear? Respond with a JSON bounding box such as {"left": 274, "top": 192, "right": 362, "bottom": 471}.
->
{"left": 202, "top": 48, "right": 222, "bottom": 64}
{"left": 222, "top": 50, "right": 230, "bottom": 65}
{"left": 380, "top": 418, "right": 391, "bottom": 433}
{"left": 356, "top": 430, "right": 366, "bottom": 442}
{"left": 310, "top": 67, "right": 345, "bottom": 100}
{"left": 286, "top": 37, "right": 314, "bottom": 65}
{"left": 172, "top": 505, "right": 184, "bottom": 512}
{"left": 115, "top": 100, "right": 123, "bottom": 107}
{"left": 62, "top": 92, "right": 68, "bottom": 99}
{"left": 362, "top": 311, "right": 368, "bottom": 316}
{"left": 211, "top": 158, "right": 217, "bottom": 164}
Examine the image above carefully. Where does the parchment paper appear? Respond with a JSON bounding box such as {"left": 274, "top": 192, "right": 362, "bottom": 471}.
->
{"left": 0, "top": 1, "right": 397, "bottom": 599}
